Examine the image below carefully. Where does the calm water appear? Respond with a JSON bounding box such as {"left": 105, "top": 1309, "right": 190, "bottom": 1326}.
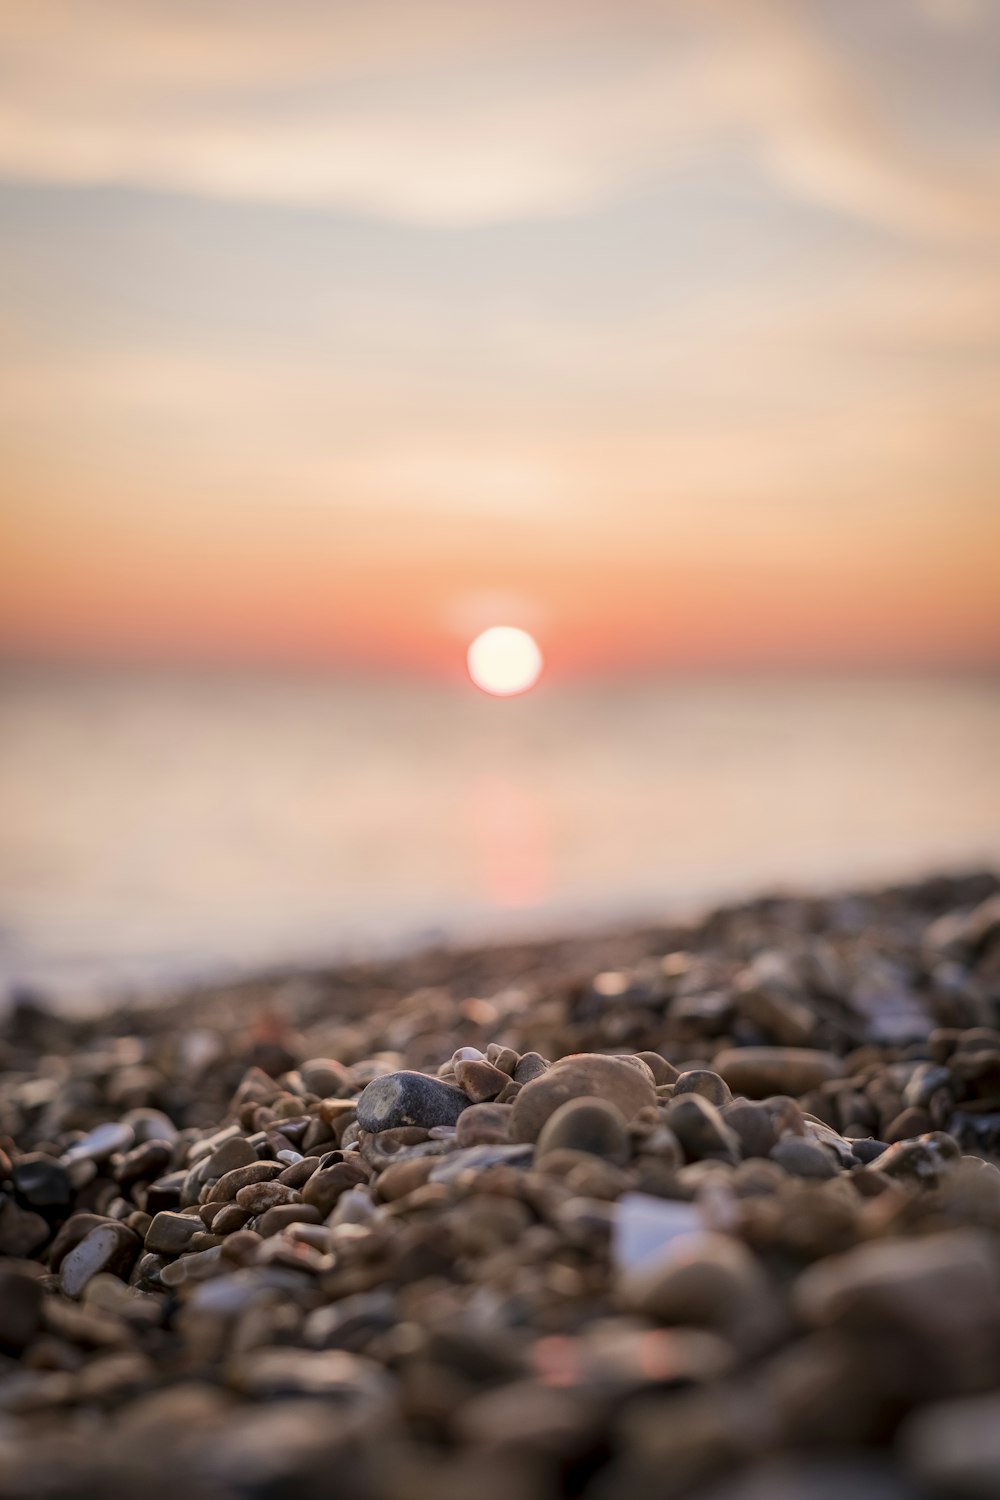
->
{"left": 1, "top": 668, "right": 998, "bottom": 1000}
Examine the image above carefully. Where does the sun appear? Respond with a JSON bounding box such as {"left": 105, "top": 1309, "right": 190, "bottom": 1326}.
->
{"left": 467, "top": 626, "right": 543, "bottom": 697}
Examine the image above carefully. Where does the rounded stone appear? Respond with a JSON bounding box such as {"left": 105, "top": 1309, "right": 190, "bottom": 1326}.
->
{"left": 510, "top": 1054, "right": 657, "bottom": 1143}
{"left": 455, "top": 1103, "right": 512, "bottom": 1147}
{"left": 620, "top": 1230, "right": 767, "bottom": 1328}
{"left": 12, "top": 1152, "right": 71, "bottom": 1210}
{"left": 356, "top": 1071, "right": 472, "bottom": 1133}
{"left": 665, "top": 1093, "right": 740, "bottom": 1164}
{"left": 722, "top": 1100, "right": 778, "bottom": 1160}
{"left": 454, "top": 1058, "right": 509, "bottom": 1102}
{"left": 59, "top": 1221, "right": 140, "bottom": 1299}
{"left": 712, "top": 1047, "right": 843, "bottom": 1099}
{"left": 536, "top": 1097, "right": 630, "bottom": 1166}
{"left": 769, "top": 1136, "right": 838, "bottom": 1180}
{"left": 672, "top": 1070, "right": 733, "bottom": 1108}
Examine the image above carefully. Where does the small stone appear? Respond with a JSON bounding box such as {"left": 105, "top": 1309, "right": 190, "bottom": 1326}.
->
{"left": 869, "top": 1130, "right": 961, "bottom": 1185}
{"left": 634, "top": 1051, "right": 679, "bottom": 1085}
{"left": 510, "top": 1054, "right": 657, "bottom": 1142}
{"left": 713, "top": 1047, "right": 842, "bottom": 1099}
{"left": 258, "top": 1204, "right": 323, "bottom": 1236}
{"left": 665, "top": 1093, "right": 740, "bottom": 1164}
{"left": 59, "top": 1221, "right": 140, "bottom": 1299}
{"left": 116, "top": 1139, "right": 172, "bottom": 1188}
{"left": 235, "top": 1180, "right": 299, "bottom": 1213}
{"left": 376, "top": 1157, "right": 438, "bottom": 1201}
{"left": 121, "top": 1108, "right": 178, "bottom": 1144}
{"left": 144, "top": 1211, "right": 201, "bottom": 1256}
{"left": 722, "top": 1100, "right": 778, "bottom": 1159}
{"left": 211, "top": 1204, "right": 251, "bottom": 1235}
{"left": 454, "top": 1058, "right": 510, "bottom": 1102}
{"left": 883, "top": 1106, "right": 933, "bottom": 1142}
{"left": 536, "top": 1097, "right": 630, "bottom": 1165}
{"left": 12, "top": 1152, "right": 72, "bottom": 1210}
{"left": 513, "top": 1052, "right": 549, "bottom": 1084}
{"left": 672, "top": 1070, "right": 733, "bottom": 1107}
{"left": 61, "top": 1121, "right": 135, "bottom": 1165}
{"left": 356, "top": 1071, "right": 471, "bottom": 1133}
{"left": 794, "top": 1229, "right": 1000, "bottom": 1343}
{"left": 455, "top": 1103, "right": 512, "bottom": 1146}
{"left": 206, "top": 1161, "right": 284, "bottom": 1203}
{"left": 301, "top": 1159, "right": 369, "bottom": 1215}
{"left": 619, "top": 1230, "right": 767, "bottom": 1329}
{"left": 205, "top": 1136, "right": 258, "bottom": 1178}
{"left": 300, "top": 1057, "right": 354, "bottom": 1096}
{"left": 770, "top": 1137, "right": 838, "bottom": 1180}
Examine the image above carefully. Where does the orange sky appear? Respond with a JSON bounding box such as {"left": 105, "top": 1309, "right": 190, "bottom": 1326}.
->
{"left": 2, "top": 0, "right": 1000, "bottom": 676}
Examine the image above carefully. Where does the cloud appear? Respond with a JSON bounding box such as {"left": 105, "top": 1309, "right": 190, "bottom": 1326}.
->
{"left": 0, "top": 0, "right": 997, "bottom": 235}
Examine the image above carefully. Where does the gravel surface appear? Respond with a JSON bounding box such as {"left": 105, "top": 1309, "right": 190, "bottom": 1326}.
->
{"left": 1, "top": 870, "right": 1000, "bottom": 1499}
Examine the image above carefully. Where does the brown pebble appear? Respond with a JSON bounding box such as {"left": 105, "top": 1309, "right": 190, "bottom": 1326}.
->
{"left": 144, "top": 1211, "right": 201, "bottom": 1256}
{"left": 673, "top": 1070, "right": 733, "bottom": 1107}
{"left": 258, "top": 1204, "right": 323, "bottom": 1236}
{"left": 302, "top": 1160, "right": 369, "bottom": 1216}
{"left": 59, "top": 1222, "right": 140, "bottom": 1299}
{"left": 536, "top": 1097, "right": 630, "bottom": 1166}
{"left": 204, "top": 1136, "right": 257, "bottom": 1179}
{"left": 235, "top": 1180, "right": 300, "bottom": 1213}
{"left": 211, "top": 1204, "right": 251, "bottom": 1235}
{"left": 454, "top": 1058, "right": 510, "bottom": 1102}
{"left": 713, "top": 1047, "right": 842, "bottom": 1099}
{"left": 511, "top": 1054, "right": 657, "bottom": 1143}
{"left": 206, "top": 1161, "right": 284, "bottom": 1203}
{"left": 634, "top": 1051, "right": 680, "bottom": 1085}
{"left": 455, "top": 1103, "right": 513, "bottom": 1147}
{"left": 376, "top": 1157, "right": 438, "bottom": 1201}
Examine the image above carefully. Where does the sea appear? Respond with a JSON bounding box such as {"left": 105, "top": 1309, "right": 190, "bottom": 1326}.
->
{"left": 1, "top": 666, "right": 998, "bottom": 1004}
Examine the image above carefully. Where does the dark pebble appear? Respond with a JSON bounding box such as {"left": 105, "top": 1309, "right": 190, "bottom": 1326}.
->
{"left": 356, "top": 1071, "right": 472, "bottom": 1133}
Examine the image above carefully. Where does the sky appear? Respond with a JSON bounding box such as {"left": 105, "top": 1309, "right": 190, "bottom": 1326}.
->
{"left": 1, "top": 0, "right": 999, "bottom": 677}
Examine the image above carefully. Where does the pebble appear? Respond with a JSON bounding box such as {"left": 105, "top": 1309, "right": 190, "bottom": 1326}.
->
{"left": 672, "top": 1070, "right": 733, "bottom": 1107}
{"left": 535, "top": 1097, "right": 631, "bottom": 1165}
{"left": 713, "top": 1047, "right": 843, "bottom": 1098}
{"left": 206, "top": 1161, "right": 284, "bottom": 1203}
{"left": 619, "top": 1229, "right": 767, "bottom": 1330}
{"left": 510, "top": 1053, "right": 657, "bottom": 1142}
{"left": 454, "top": 1057, "right": 510, "bottom": 1101}
{"left": 665, "top": 1093, "right": 741, "bottom": 1164}
{"left": 455, "top": 1103, "right": 512, "bottom": 1146}
{"left": 722, "top": 1101, "right": 778, "bottom": 1159}
{"left": 59, "top": 1221, "right": 140, "bottom": 1298}
{"left": 356, "top": 1071, "right": 471, "bottom": 1132}
{"left": 234, "top": 1180, "right": 299, "bottom": 1213}
{"left": 205, "top": 1136, "right": 258, "bottom": 1178}
{"left": 144, "top": 1211, "right": 201, "bottom": 1256}
{"left": 61, "top": 1121, "right": 135, "bottom": 1165}
{"left": 770, "top": 1137, "right": 838, "bottom": 1180}
{"left": 11, "top": 1152, "right": 71, "bottom": 1210}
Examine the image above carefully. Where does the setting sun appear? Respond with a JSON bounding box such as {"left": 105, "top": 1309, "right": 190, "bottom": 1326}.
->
{"left": 467, "top": 626, "right": 543, "bottom": 697}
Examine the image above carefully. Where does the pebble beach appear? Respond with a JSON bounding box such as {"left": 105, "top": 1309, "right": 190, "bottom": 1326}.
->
{"left": 2, "top": 869, "right": 1000, "bottom": 1499}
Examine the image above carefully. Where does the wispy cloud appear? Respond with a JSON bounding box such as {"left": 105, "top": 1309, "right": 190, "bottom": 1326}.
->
{"left": 0, "top": 0, "right": 997, "bottom": 234}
